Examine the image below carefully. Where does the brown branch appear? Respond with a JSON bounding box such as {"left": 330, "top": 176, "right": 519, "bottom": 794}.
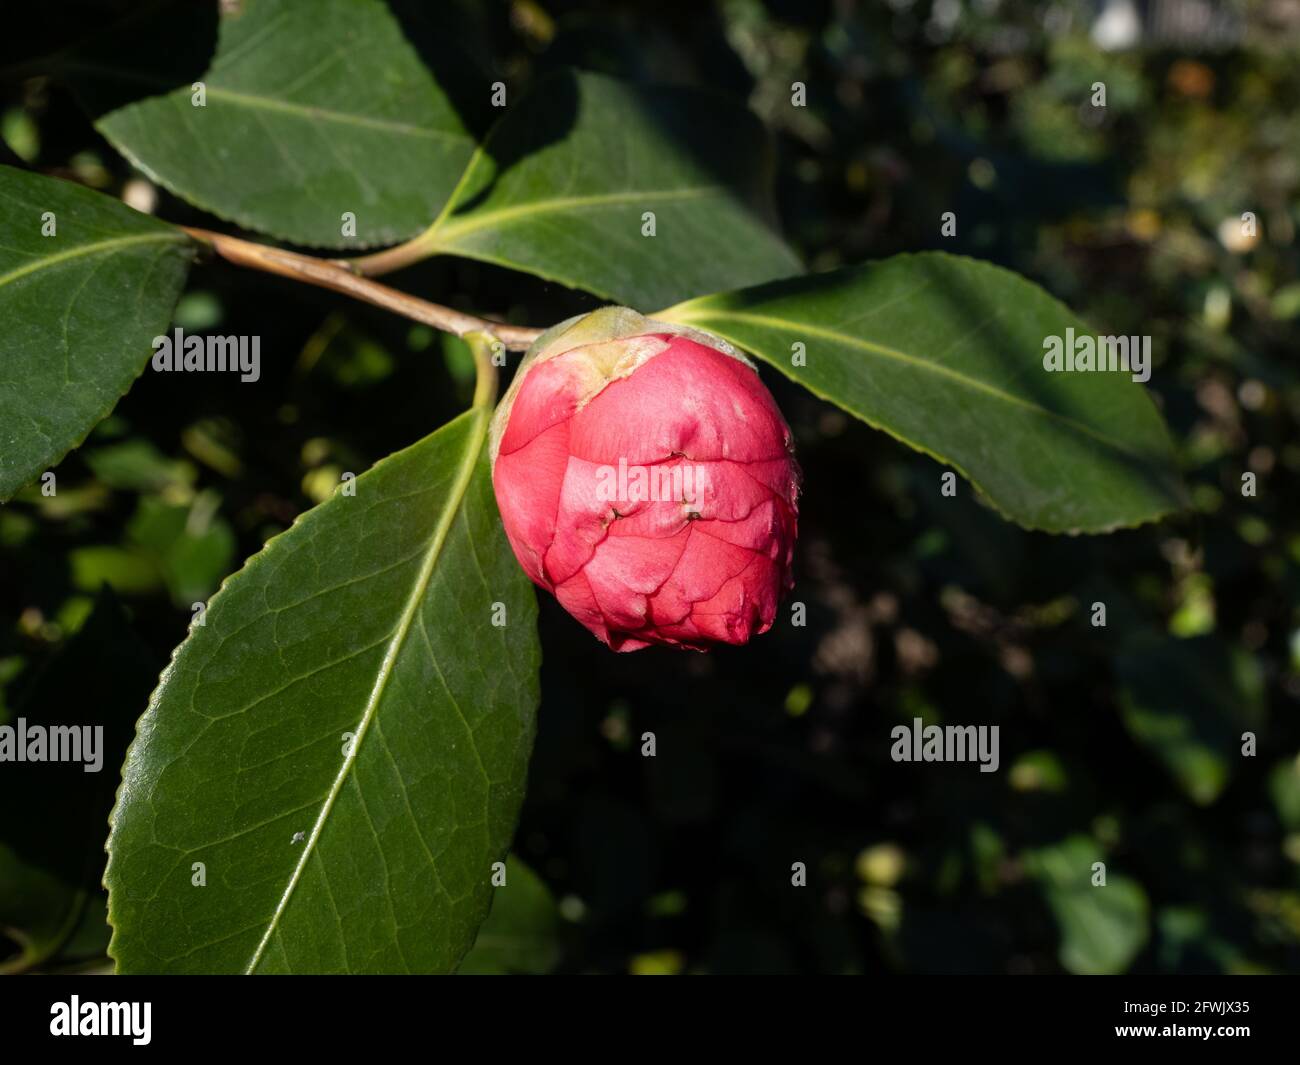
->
{"left": 180, "top": 227, "right": 544, "bottom": 351}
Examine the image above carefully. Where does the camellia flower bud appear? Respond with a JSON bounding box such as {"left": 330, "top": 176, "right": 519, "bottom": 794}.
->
{"left": 490, "top": 306, "right": 800, "bottom": 651}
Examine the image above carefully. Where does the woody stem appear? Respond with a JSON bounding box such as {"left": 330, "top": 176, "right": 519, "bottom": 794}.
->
{"left": 179, "top": 227, "right": 544, "bottom": 351}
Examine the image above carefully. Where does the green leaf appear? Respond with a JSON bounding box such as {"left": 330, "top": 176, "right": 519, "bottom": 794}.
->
{"left": 126, "top": 494, "right": 237, "bottom": 608}
{"left": 105, "top": 410, "right": 540, "bottom": 973}
{"left": 0, "top": 165, "right": 191, "bottom": 501}
{"left": 660, "top": 252, "right": 1186, "bottom": 534}
{"left": 425, "top": 68, "right": 802, "bottom": 308}
{"left": 1115, "top": 633, "right": 1265, "bottom": 806}
{"left": 457, "top": 856, "right": 560, "bottom": 975}
{"left": 84, "top": 438, "right": 196, "bottom": 494}
{"left": 89, "top": 0, "right": 477, "bottom": 249}
{"left": 1024, "top": 836, "right": 1149, "bottom": 975}
{"left": 1269, "top": 758, "right": 1300, "bottom": 832}
{"left": 0, "top": 591, "right": 158, "bottom": 974}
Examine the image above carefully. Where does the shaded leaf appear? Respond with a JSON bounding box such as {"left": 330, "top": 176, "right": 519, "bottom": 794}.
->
{"left": 0, "top": 590, "right": 158, "bottom": 974}
{"left": 426, "top": 68, "right": 801, "bottom": 307}
{"left": 106, "top": 410, "right": 540, "bottom": 973}
{"left": 1115, "top": 633, "right": 1265, "bottom": 806}
{"left": 1155, "top": 906, "right": 1248, "bottom": 974}
{"left": 0, "top": 165, "right": 191, "bottom": 500}
{"left": 457, "top": 855, "right": 560, "bottom": 974}
{"left": 1269, "top": 758, "right": 1300, "bottom": 832}
{"left": 660, "top": 252, "right": 1186, "bottom": 533}
{"left": 84, "top": 438, "right": 196, "bottom": 494}
{"left": 89, "top": 0, "right": 477, "bottom": 249}
{"left": 126, "top": 494, "right": 236, "bottom": 607}
{"left": 1024, "top": 836, "right": 1149, "bottom": 975}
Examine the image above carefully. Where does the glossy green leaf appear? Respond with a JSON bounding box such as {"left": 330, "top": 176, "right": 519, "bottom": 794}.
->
{"left": 106, "top": 410, "right": 541, "bottom": 973}
{"left": 1024, "top": 836, "right": 1149, "bottom": 975}
{"left": 457, "top": 856, "right": 560, "bottom": 975}
{"left": 0, "top": 165, "right": 191, "bottom": 501}
{"left": 425, "top": 68, "right": 802, "bottom": 308}
{"left": 90, "top": 0, "right": 477, "bottom": 249}
{"left": 660, "top": 252, "right": 1186, "bottom": 533}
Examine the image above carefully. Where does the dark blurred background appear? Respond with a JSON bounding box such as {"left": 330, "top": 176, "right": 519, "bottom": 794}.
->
{"left": 2, "top": 0, "right": 1299, "bottom": 974}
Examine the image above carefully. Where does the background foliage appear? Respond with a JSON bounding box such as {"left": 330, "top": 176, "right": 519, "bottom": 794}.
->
{"left": 2, "top": 0, "right": 1298, "bottom": 974}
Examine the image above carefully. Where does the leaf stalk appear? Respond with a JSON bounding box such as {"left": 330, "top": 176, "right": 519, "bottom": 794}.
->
{"left": 462, "top": 331, "right": 501, "bottom": 410}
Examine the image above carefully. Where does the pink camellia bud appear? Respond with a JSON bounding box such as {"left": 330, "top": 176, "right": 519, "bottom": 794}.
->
{"left": 490, "top": 307, "right": 800, "bottom": 651}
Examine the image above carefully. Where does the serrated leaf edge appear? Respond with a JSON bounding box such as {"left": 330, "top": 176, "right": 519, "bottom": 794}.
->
{"left": 103, "top": 407, "right": 489, "bottom": 972}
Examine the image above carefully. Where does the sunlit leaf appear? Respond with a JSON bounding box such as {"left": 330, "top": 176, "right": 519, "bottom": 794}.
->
{"left": 425, "top": 69, "right": 801, "bottom": 307}
{"left": 106, "top": 411, "right": 540, "bottom": 973}
{"left": 661, "top": 253, "right": 1186, "bottom": 533}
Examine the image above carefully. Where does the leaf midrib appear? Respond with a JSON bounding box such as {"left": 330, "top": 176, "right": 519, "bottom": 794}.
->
{"left": 61, "top": 62, "right": 473, "bottom": 144}
{"left": 199, "top": 85, "right": 473, "bottom": 143}
{"left": 243, "top": 408, "right": 489, "bottom": 974}
{"left": 0, "top": 232, "right": 185, "bottom": 290}
{"left": 432, "top": 186, "right": 718, "bottom": 243}
{"left": 667, "top": 305, "right": 1162, "bottom": 464}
